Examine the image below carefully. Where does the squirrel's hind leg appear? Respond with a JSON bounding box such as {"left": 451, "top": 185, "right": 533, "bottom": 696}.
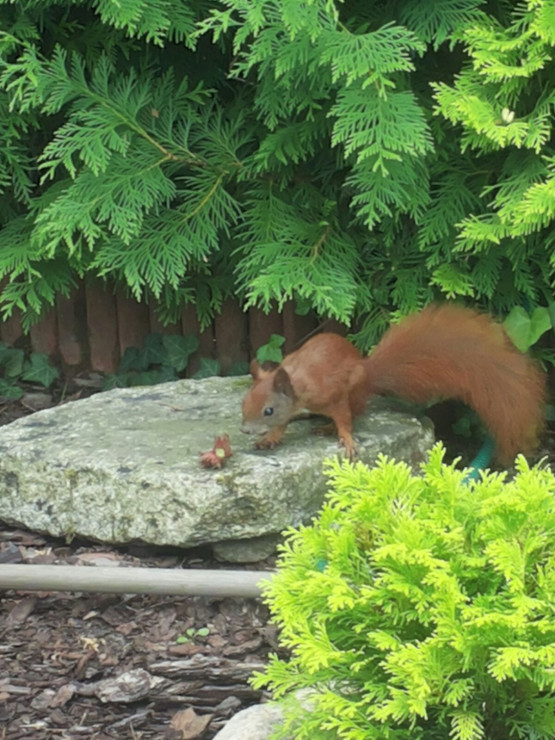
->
{"left": 328, "top": 404, "right": 357, "bottom": 460}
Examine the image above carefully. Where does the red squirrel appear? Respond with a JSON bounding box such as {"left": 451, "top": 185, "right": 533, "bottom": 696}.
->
{"left": 241, "top": 303, "right": 546, "bottom": 463}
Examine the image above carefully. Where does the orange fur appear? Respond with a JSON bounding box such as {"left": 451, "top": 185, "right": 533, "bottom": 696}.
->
{"left": 366, "top": 304, "right": 545, "bottom": 463}
{"left": 241, "top": 334, "right": 366, "bottom": 458}
{"left": 241, "top": 304, "right": 546, "bottom": 463}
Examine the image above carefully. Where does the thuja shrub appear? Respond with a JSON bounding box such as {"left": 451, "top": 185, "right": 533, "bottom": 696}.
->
{"left": 253, "top": 445, "right": 555, "bottom": 740}
{"left": 2, "top": 1, "right": 555, "bottom": 341}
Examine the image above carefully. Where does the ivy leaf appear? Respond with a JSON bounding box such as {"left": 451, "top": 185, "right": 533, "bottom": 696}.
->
{"left": 102, "top": 373, "right": 130, "bottom": 390}
{"left": 21, "top": 354, "right": 59, "bottom": 387}
{"left": 141, "top": 333, "right": 166, "bottom": 366}
{"left": 503, "top": 306, "right": 551, "bottom": 352}
{"left": 193, "top": 358, "right": 220, "bottom": 379}
{"left": 528, "top": 307, "right": 552, "bottom": 345}
{"left": 256, "top": 334, "right": 285, "bottom": 364}
{"left": 0, "top": 379, "right": 24, "bottom": 400}
{"left": 503, "top": 306, "right": 530, "bottom": 352}
{"left": 228, "top": 361, "right": 250, "bottom": 376}
{"left": 162, "top": 334, "right": 200, "bottom": 372}
{"left": 158, "top": 365, "right": 179, "bottom": 383}
{"left": 0, "top": 347, "right": 25, "bottom": 378}
{"left": 128, "top": 369, "right": 173, "bottom": 386}
{"left": 119, "top": 346, "right": 150, "bottom": 373}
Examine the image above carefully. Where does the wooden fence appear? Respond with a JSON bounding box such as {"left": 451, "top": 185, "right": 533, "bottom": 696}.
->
{"left": 0, "top": 280, "right": 348, "bottom": 376}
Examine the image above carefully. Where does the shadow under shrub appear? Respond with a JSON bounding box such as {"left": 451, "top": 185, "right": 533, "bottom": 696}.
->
{"left": 253, "top": 445, "right": 555, "bottom": 740}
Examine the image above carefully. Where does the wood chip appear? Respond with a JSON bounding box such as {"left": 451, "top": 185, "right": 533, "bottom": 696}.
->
{"left": 5, "top": 596, "right": 37, "bottom": 627}
{"left": 169, "top": 707, "right": 212, "bottom": 739}
{"left": 51, "top": 683, "right": 76, "bottom": 708}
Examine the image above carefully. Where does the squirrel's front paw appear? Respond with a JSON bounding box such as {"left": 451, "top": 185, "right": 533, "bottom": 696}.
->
{"left": 254, "top": 438, "right": 281, "bottom": 450}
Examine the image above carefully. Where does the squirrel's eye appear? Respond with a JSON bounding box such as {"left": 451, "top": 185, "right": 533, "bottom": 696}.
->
{"left": 264, "top": 407, "right": 274, "bottom": 417}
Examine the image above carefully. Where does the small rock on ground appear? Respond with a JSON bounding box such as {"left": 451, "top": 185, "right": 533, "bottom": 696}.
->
{"left": 212, "top": 702, "right": 284, "bottom": 740}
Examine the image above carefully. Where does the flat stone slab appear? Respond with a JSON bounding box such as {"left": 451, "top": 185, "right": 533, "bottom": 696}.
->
{"left": 0, "top": 377, "right": 434, "bottom": 550}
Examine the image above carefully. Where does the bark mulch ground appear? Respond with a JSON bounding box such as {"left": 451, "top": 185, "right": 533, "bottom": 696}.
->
{"left": 0, "top": 527, "right": 279, "bottom": 740}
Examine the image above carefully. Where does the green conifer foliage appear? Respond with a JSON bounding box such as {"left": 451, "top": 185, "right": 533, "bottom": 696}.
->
{"left": 0, "top": 1, "right": 553, "bottom": 339}
{"left": 253, "top": 446, "right": 555, "bottom": 739}
{"left": 432, "top": 0, "right": 555, "bottom": 314}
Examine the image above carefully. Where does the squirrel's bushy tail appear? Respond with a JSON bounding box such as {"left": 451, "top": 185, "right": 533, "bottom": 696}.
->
{"left": 365, "top": 303, "right": 546, "bottom": 463}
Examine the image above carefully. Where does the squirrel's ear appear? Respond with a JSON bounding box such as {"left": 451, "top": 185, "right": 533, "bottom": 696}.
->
{"left": 250, "top": 359, "right": 280, "bottom": 381}
{"left": 273, "top": 367, "right": 295, "bottom": 398}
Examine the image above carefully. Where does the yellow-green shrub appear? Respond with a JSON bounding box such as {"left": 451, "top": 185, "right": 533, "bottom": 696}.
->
{"left": 254, "top": 446, "right": 555, "bottom": 740}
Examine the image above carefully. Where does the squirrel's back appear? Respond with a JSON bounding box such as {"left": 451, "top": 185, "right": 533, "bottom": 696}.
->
{"left": 365, "top": 303, "right": 546, "bottom": 463}
{"left": 282, "top": 332, "right": 365, "bottom": 411}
